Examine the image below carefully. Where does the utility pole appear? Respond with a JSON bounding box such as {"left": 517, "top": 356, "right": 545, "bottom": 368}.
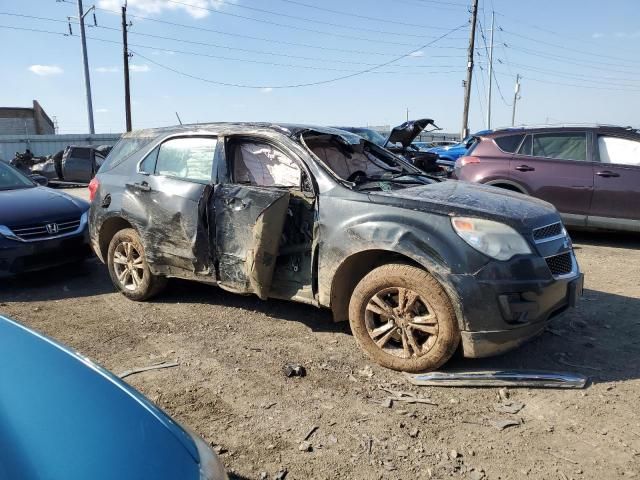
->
{"left": 460, "top": 0, "right": 479, "bottom": 140}
{"left": 406, "top": 107, "right": 409, "bottom": 122}
{"left": 76, "top": 0, "right": 95, "bottom": 134}
{"left": 122, "top": 3, "right": 132, "bottom": 132}
{"left": 511, "top": 74, "right": 521, "bottom": 126}
{"left": 486, "top": 10, "right": 495, "bottom": 130}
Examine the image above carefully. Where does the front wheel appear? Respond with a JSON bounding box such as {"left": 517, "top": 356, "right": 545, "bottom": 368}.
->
{"left": 348, "top": 263, "right": 460, "bottom": 372}
{"left": 107, "top": 228, "right": 167, "bottom": 301}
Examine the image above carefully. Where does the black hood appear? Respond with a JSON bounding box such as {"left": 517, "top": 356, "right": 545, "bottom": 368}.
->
{"left": 385, "top": 119, "right": 435, "bottom": 149}
{"left": 0, "top": 187, "right": 89, "bottom": 227}
{"left": 367, "top": 180, "right": 559, "bottom": 232}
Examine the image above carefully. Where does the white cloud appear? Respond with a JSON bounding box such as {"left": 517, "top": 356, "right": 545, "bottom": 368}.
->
{"left": 614, "top": 31, "right": 640, "bottom": 39}
{"left": 96, "top": 108, "right": 109, "bottom": 113}
{"left": 592, "top": 32, "right": 605, "bottom": 39}
{"left": 98, "top": 0, "right": 226, "bottom": 19}
{"left": 261, "top": 87, "right": 273, "bottom": 94}
{"left": 28, "top": 65, "right": 63, "bottom": 76}
{"left": 95, "top": 66, "right": 118, "bottom": 73}
{"left": 409, "top": 50, "right": 425, "bottom": 58}
{"left": 129, "top": 64, "right": 150, "bottom": 72}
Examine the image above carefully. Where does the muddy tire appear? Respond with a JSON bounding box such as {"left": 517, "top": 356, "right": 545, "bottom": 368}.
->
{"left": 107, "top": 228, "right": 167, "bottom": 301}
{"left": 349, "top": 263, "right": 459, "bottom": 373}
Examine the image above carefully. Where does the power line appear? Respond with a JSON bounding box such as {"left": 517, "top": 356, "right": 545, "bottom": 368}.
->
{"left": 493, "top": 71, "right": 640, "bottom": 93}
{"left": 86, "top": 34, "right": 466, "bottom": 74}
{"left": 266, "top": 0, "right": 466, "bottom": 29}
{"left": 504, "top": 43, "right": 640, "bottom": 74}
{"left": 495, "top": 11, "right": 640, "bottom": 57}
{"left": 500, "top": 28, "right": 640, "bottom": 66}
{"left": 176, "top": 0, "right": 458, "bottom": 35}
{"left": 0, "top": 23, "right": 465, "bottom": 79}
{"left": 128, "top": 23, "right": 467, "bottom": 89}
{"left": 158, "top": 0, "right": 458, "bottom": 46}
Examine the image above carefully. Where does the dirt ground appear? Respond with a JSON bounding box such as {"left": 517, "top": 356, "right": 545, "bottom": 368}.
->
{"left": 2, "top": 188, "right": 639, "bottom": 479}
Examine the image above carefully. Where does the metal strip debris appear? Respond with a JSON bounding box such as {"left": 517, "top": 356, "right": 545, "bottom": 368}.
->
{"left": 404, "top": 370, "right": 588, "bottom": 389}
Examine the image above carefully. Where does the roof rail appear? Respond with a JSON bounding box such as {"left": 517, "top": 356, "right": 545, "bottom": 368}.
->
{"left": 491, "top": 123, "right": 639, "bottom": 133}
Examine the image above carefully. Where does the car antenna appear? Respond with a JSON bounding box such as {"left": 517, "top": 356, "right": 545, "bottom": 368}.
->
{"left": 175, "top": 112, "right": 183, "bottom": 125}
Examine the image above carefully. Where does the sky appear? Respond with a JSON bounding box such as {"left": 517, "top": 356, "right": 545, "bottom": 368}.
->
{"left": 1, "top": 0, "right": 639, "bottom": 135}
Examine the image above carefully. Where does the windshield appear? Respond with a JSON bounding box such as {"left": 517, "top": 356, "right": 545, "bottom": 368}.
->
{"left": 334, "top": 127, "right": 388, "bottom": 147}
{"left": 0, "top": 162, "right": 35, "bottom": 191}
{"left": 302, "top": 132, "right": 436, "bottom": 190}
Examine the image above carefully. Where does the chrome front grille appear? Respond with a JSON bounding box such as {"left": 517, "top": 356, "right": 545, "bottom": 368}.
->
{"left": 545, "top": 252, "right": 573, "bottom": 276}
{"left": 9, "top": 217, "right": 82, "bottom": 241}
{"left": 533, "top": 222, "right": 563, "bottom": 242}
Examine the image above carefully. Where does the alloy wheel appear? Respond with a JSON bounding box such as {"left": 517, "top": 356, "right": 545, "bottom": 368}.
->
{"left": 112, "top": 241, "right": 145, "bottom": 291}
{"left": 364, "top": 286, "right": 439, "bottom": 359}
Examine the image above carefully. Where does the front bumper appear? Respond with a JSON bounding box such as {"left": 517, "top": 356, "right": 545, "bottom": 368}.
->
{"left": 450, "top": 251, "right": 583, "bottom": 358}
{"left": 0, "top": 229, "right": 91, "bottom": 277}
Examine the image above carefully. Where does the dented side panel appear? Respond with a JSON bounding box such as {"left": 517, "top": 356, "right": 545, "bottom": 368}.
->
{"left": 213, "top": 184, "right": 289, "bottom": 296}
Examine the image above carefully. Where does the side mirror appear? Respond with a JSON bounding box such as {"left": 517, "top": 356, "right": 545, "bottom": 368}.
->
{"left": 30, "top": 174, "right": 49, "bottom": 186}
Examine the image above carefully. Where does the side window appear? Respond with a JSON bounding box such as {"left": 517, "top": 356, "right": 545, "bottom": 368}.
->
{"left": 494, "top": 134, "right": 525, "bottom": 153}
{"left": 155, "top": 137, "right": 217, "bottom": 182}
{"left": 532, "top": 133, "right": 587, "bottom": 161}
{"left": 517, "top": 135, "right": 532, "bottom": 155}
{"left": 232, "top": 142, "right": 301, "bottom": 188}
{"left": 598, "top": 136, "right": 640, "bottom": 166}
{"left": 139, "top": 147, "right": 158, "bottom": 174}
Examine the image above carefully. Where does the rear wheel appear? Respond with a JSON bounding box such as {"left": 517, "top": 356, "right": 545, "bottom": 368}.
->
{"left": 107, "top": 228, "right": 166, "bottom": 301}
{"left": 349, "top": 263, "right": 459, "bottom": 372}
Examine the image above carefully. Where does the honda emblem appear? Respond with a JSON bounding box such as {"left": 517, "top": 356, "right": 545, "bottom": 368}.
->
{"left": 46, "top": 223, "right": 59, "bottom": 234}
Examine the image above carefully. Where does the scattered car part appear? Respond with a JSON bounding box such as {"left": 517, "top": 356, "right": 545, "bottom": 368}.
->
{"left": 0, "top": 314, "right": 228, "bottom": 480}
{"left": 404, "top": 370, "right": 588, "bottom": 388}
{"left": 283, "top": 363, "right": 306, "bottom": 377}
{"left": 118, "top": 361, "right": 180, "bottom": 379}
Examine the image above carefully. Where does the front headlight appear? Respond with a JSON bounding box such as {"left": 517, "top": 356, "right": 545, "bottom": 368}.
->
{"left": 451, "top": 217, "right": 532, "bottom": 261}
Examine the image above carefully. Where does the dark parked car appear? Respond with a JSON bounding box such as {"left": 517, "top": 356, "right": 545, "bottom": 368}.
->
{"left": 28, "top": 145, "right": 115, "bottom": 184}
{"left": 0, "top": 161, "right": 90, "bottom": 277}
{"left": 89, "top": 123, "right": 583, "bottom": 372}
{"left": 334, "top": 119, "right": 444, "bottom": 173}
{"left": 0, "top": 314, "right": 227, "bottom": 480}
{"left": 454, "top": 125, "right": 640, "bottom": 232}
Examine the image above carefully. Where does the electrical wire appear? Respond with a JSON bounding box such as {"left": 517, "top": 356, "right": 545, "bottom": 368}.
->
{"left": 128, "top": 23, "right": 467, "bottom": 89}
{"left": 266, "top": 0, "right": 467, "bottom": 28}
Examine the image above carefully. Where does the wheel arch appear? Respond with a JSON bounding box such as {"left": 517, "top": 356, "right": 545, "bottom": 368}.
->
{"left": 97, "top": 216, "right": 134, "bottom": 263}
{"left": 329, "top": 248, "right": 463, "bottom": 330}
{"left": 484, "top": 179, "right": 528, "bottom": 194}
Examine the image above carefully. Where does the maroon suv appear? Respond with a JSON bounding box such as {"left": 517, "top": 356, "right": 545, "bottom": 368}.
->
{"left": 454, "top": 126, "right": 640, "bottom": 232}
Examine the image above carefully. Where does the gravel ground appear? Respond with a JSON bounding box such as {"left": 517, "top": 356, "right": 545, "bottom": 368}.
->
{"left": 2, "top": 187, "right": 639, "bottom": 479}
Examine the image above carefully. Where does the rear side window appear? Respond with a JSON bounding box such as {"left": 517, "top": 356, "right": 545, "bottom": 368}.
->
{"left": 155, "top": 137, "right": 217, "bottom": 182}
{"left": 517, "top": 135, "right": 532, "bottom": 155}
{"left": 598, "top": 136, "right": 640, "bottom": 166}
{"left": 494, "top": 134, "right": 525, "bottom": 153}
{"left": 99, "top": 136, "right": 155, "bottom": 172}
{"left": 532, "top": 133, "right": 587, "bottom": 161}
{"left": 69, "top": 147, "right": 91, "bottom": 159}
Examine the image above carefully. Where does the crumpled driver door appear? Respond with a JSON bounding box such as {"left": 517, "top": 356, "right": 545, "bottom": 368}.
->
{"left": 213, "top": 184, "right": 290, "bottom": 299}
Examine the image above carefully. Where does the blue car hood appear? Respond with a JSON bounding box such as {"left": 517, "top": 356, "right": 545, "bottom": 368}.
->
{"left": 0, "top": 187, "right": 88, "bottom": 226}
{"left": 0, "top": 315, "right": 202, "bottom": 480}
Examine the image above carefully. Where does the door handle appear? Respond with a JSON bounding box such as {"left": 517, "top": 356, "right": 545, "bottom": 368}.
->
{"left": 515, "top": 165, "right": 535, "bottom": 172}
{"left": 224, "top": 197, "right": 250, "bottom": 210}
{"left": 595, "top": 170, "right": 620, "bottom": 178}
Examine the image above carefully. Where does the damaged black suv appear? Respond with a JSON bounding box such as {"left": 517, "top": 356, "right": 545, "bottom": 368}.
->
{"left": 89, "top": 123, "right": 583, "bottom": 372}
